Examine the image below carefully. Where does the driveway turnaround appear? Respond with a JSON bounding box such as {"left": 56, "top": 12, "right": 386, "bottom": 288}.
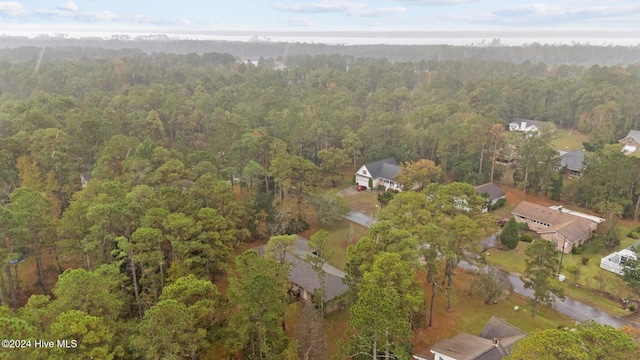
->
{"left": 343, "top": 211, "right": 376, "bottom": 227}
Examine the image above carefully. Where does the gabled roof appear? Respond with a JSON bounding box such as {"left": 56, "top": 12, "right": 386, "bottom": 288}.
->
{"left": 479, "top": 316, "right": 527, "bottom": 349}
{"left": 620, "top": 130, "right": 640, "bottom": 143}
{"left": 253, "top": 236, "right": 348, "bottom": 302}
{"left": 509, "top": 118, "right": 546, "bottom": 129}
{"left": 512, "top": 201, "right": 599, "bottom": 244}
{"left": 559, "top": 150, "right": 584, "bottom": 172}
{"left": 428, "top": 316, "right": 526, "bottom": 360}
{"left": 475, "top": 182, "right": 506, "bottom": 202}
{"left": 364, "top": 157, "right": 400, "bottom": 180}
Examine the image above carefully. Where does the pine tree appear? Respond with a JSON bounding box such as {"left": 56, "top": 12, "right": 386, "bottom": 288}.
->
{"left": 500, "top": 217, "right": 519, "bottom": 249}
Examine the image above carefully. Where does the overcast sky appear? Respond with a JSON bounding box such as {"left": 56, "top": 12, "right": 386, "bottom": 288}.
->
{"left": 2, "top": 1, "right": 640, "bottom": 44}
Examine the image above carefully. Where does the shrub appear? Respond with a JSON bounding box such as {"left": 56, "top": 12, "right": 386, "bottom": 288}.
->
{"left": 629, "top": 304, "right": 636, "bottom": 312}
{"left": 627, "top": 231, "right": 639, "bottom": 239}
{"left": 500, "top": 218, "right": 519, "bottom": 250}
{"left": 519, "top": 234, "right": 532, "bottom": 242}
{"left": 377, "top": 191, "right": 395, "bottom": 207}
{"left": 489, "top": 198, "right": 507, "bottom": 211}
{"left": 517, "top": 222, "right": 529, "bottom": 231}
{"left": 581, "top": 257, "right": 590, "bottom": 265}
{"left": 572, "top": 246, "right": 583, "bottom": 255}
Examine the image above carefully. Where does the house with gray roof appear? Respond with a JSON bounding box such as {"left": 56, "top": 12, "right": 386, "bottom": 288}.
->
{"left": 355, "top": 157, "right": 402, "bottom": 191}
{"left": 254, "top": 235, "right": 348, "bottom": 314}
{"left": 413, "top": 316, "right": 526, "bottom": 360}
{"left": 619, "top": 130, "right": 640, "bottom": 154}
{"left": 558, "top": 149, "right": 585, "bottom": 176}
{"left": 475, "top": 182, "right": 506, "bottom": 212}
{"left": 508, "top": 118, "right": 547, "bottom": 132}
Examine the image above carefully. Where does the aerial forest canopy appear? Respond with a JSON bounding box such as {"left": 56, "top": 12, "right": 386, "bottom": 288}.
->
{"left": 0, "top": 45, "right": 640, "bottom": 358}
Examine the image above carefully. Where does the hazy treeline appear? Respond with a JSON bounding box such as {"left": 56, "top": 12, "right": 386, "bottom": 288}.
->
{"left": 2, "top": 36, "right": 640, "bottom": 65}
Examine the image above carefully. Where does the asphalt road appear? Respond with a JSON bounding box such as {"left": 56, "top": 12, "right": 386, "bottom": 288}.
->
{"left": 345, "top": 211, "right": 630, "bottom": 328}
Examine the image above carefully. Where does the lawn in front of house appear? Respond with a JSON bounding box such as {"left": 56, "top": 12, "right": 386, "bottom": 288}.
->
{"left": 325, "top": 219, "right": 369, "bottom": 270}
{"left": 321, "top": 269, "right": 573, "bottom": 360}
{"left": 340, "top": 190, "right": 380, "bottom": 216}
{"left": 412, "top": 269, "right": 574, "bottom": 356}
{"left": 552, "top": 128, "right": 590, "bottom": 151}
{"left": 487, "top": 227, "right": 638, "bottom": 317}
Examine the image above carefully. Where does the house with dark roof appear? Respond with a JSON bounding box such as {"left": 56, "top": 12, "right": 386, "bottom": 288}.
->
{"left": 619, "top": 130, "right": 640, "bottom": 154}
{"left": 511, "top": 201, "right": 604, "bottom": 253}
{"left": 254, "top": 236, "right": 348, "bottom": 314}
{"left": 413, "top": 316, "right": 526, "bottom": 360}
{"left": 355, "top": 157, "right": 402, "bottom": 191}
{"left": 475, "top": 182, "right": 506, "bottom": 212}
{"left": 558, "top": 150, "right": 585, "bottom": 176}
{"left": 508, "top": 118, "right": 546, "bottom": 132}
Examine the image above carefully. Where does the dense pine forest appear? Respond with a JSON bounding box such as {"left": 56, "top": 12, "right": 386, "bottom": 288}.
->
{"left": 1, "top": 43, "right": 640, "bottom": 359}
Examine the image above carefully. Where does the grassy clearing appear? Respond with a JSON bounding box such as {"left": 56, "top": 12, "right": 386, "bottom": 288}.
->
{"left": 320, "top": 270, "right": 572, "bottom": 359}
{"left": 552, "top": 128, "right": 590, "bottom": 151}
{"left": 487, "top": 223, "right": 640, "bottom": 317}
{"left": 412, "top": 270, "right": 573, "bottom": 355}
{"left": 323, "top": 220, "right": 369, "bottom": 270}
{"left": 324, "top": 308, "right": 350, "bottom": 359}
{"left": 340, "top": 191, "right": 379, "bottom": 216}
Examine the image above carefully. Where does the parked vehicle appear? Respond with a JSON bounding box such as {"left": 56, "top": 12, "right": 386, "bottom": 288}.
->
{"left": 356, "top": 184, "right": 367, "bottom": 191}
{"left": 496, "top": 218, "right": 509, "bottom": 227}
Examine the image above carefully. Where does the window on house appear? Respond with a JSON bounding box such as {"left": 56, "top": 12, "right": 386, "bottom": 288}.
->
{"left": 362, "top": 170, "right": 367, "bottom": 175}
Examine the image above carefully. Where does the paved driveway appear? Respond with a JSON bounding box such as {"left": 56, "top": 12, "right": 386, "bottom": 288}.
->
{"left": 343, "top": 211, "right": 375, "bottom": 227}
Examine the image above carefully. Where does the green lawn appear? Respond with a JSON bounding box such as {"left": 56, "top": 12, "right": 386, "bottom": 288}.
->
{"left": 323, "top": 219, "right": 369, "bottom": 271}
{"left": 487, "top": 223, "right": 640, "bottom": 317}
{"left": 552, "top": 128, "right": 590, "bottom": 151}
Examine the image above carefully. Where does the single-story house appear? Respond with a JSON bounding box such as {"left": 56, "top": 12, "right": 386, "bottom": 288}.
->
{"left": 619, "top": 130, "right": 640, "bottom": 154}
{"left": 413, "top": 316, "right": 526, "bottom": 360}
{"left": 508, "top": 118, "right": 547, "bottom": 132}
{"left": 557, "top": 149, "right": 585, "bottom": 177}
{"left": 355, "top": 157, "right": 402, "bottom": 191}
{"left": 475, "top": 182, "right": 506, "bottom": 212}
{"left": 254, "top": 236, "right": 348, "bottom": 314}
{"left": 600, "top": 243, "right": 639, "bottom": 275}
{"left": 512, "top": 201, "right": 604, "bottom": 254}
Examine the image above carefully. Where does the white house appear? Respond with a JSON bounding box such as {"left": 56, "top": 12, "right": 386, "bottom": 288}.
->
{"left": 600, "top": 245, "right": 639, "bottom": 275}
{"left": 619, "top": 130, "right": 640, "bottom": 154}
{"left": 354, "top": 157, "right": 402, "bottom": 191}
{"left": 508, "top": 118, "right": 547, "bottom": 132}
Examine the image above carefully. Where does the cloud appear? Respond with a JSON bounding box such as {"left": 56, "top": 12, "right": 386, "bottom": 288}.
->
{"left": 274, "top": 1, "right": 404, "bottom": 17}
{"left": 0, "top": 2, "right": 27, "bottom": 17}
{"left": 58, "top": 1, "right": 77, "bottom": 12}
{"left": 488, "top": 3, "right": 640, "bottom": 26}
{"left": 357, "top": 7, "right": 406, "bottom": 17}
{"left": 280, "top": 16, "right": 315, "bottom": 26}
{"left": 274, "top": 1, "right": 366, "bottom": 14}
{"left": 33, "top": 3, "right": 189, "bottom": 26}
{"left": 393, "top": 0, "right": 481, "bottom": 4}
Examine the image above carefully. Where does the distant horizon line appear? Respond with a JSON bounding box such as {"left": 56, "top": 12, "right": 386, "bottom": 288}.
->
{"left": 2, "top": 29, "right": 640, "bottom": 47}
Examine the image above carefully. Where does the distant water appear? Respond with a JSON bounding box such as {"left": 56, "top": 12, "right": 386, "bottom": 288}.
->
{"left": 3, "top": 29, "right": 640, "bottom": 47}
